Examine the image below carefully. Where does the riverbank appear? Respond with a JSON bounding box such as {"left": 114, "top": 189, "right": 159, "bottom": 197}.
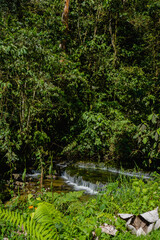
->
{"left": 0, "top": 173, "right": 160, "bottom": 239}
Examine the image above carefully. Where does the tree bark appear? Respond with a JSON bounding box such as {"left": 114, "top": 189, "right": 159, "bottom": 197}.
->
{"left": 60, "top": 0, "right": 70, "bottom": 50}
{"left": 62, "top": 0, "right": 70, "bottom": 29}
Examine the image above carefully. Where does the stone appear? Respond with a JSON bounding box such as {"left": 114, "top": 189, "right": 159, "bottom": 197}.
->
{"left": 118, "top": 207, "right": 160, "bottom": 236}
{"left": 99, "top": 223, "right": 118, "bottom": 236}
{"left": 92, "top": 223, "right": 118, "bottom": 239}
{"left": 13, "top": 173, "right": 20, "bottom": 180}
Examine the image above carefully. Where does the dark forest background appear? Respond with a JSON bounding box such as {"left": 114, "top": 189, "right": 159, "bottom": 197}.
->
{"left": 0, "top": 0, "right": 160, "bottom": 175}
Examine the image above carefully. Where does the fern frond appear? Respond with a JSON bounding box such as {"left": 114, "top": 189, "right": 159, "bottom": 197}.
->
{"left": 34, "top": 202, "right": 63, "bottom": 224}
{"left": 0, "top": 206, "right": 59, "bottom": 240}
{"left": 53, "top": 191, "right": 84, "bottom": 211}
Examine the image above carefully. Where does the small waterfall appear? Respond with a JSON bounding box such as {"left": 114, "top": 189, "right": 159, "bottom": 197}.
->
{"left": 26, "top": 170, "right": 41, "bottom": 178}
{"left": 75, "top": 163, "right": 151, "bottom": 180}
{"left": 62, "top": 171, "right": 106, "bottom": 194}
{"left": 106, "top": 168, "right": 151, "bottom": 179}
{"left": 61, "top": 163, "right": 152, "bottom": 195}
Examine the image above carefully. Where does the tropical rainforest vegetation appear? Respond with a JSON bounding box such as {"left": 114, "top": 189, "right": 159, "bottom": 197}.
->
{"left": 1, "top": 1, "right": 160, "bottom": 239}
{"left": 1, "top": 0, "right": 160, "bottom": 176}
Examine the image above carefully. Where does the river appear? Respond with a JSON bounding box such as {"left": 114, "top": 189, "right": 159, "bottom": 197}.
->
{"left": 1, "top": 162, "right": 151, "bottom": 202}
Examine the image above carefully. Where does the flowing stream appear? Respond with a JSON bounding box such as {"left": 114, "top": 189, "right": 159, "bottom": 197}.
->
{"left": 1, "top": 163, "right": 152, "bottom": 202}
{"left": 61, "top": 164, "right": 151, "bottom": 194}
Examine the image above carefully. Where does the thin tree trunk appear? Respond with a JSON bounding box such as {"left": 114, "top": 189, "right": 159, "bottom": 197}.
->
{"left": 20, "top": 82, "right": 26, "bottom": 132}
{"left": 40, "top": 163, "right": 43, "bottom": 190}
{"left": 62, "top": 0, "right": 70, "bottom": 29}
{"left": 60, "top": 0, "right": 70, "bottom": 50}
{"left": 109, "top": 14, "right": 118, "bottom": 67}
{"left": 26, "top": 89, "right": 35, "bottom": 131}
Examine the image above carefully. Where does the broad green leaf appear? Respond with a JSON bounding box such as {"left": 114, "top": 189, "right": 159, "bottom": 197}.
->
{"left": 142, "top": 137, "right": 148, "bottom": 144}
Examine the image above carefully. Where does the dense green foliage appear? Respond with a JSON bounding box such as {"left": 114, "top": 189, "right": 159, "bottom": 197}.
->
{"left": 0, "top": 175, "right": 160, "bottom": 239}
{"left": 0, "top": 0, "right": 160, "bottom": 173}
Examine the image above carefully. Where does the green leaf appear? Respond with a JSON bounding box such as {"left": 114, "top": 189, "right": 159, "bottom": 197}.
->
{"left": 22, "top": 168, "right": 26, "bottom": 182}
{"left": 152, "top": 114, "right": 157, "bottom": 124}
{"left": 155, "top": 132, "right": 159, "bottom": 141}
{"left": 142, "top": 137, "right": 148, "bottom": 144}
{"left": 148, "top": 114, "right": 153, "bottom": 121}
{"left": 95, "top": 227, "right": 102, "bottom": 236}
{"left": 28, "top": 194, "right": 33, "bottom": 201}
{"left": 135, "top": 187, "right": 140, "bottom": 194}
{"left": 157, "top": 128, "right": 160, "bottom": 135}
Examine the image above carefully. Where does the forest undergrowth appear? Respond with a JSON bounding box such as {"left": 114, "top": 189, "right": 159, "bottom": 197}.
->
{"left": 0, "top": 173, "right": 160, "bottom": 239}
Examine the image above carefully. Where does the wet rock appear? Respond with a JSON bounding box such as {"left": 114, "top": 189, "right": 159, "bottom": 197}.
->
{"left": 15, "top": 181, "right": 24, "bottom": 186}
{"left": 46, "top": 175, "right": 56, "bottom": 179}
{"left": 118, "top": 207, "right": 160, "bottom": 236}
{"left": 13, "top": 173, "right": 21, "bottom": 180}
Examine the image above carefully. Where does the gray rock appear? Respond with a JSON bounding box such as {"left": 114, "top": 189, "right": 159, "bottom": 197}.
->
{"left": 118, "top": 207, "right": 160, "bottom": 236}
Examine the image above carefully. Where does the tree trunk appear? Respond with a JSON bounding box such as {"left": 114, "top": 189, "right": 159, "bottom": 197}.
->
{"left": 109, "top": 13, "right": 118, "bottom": 67}
{"left": 60, "top": 0, "right": 70, "bottom": 50}
{"left": 62, "top": 0, "right": 70, "bottom": 29}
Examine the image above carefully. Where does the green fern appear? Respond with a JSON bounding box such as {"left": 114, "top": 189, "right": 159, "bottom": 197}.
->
{"left": 0, "top": 206, "right": 59, "bottom": 240}
{"left": 52, "top": 191, "right": 84, "bottom": 211}
{"left": 33, "top": 202, "right": 63, "bottom": 224}
{"left": 0, "top": 192, "right": 85, "bottom": 239}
